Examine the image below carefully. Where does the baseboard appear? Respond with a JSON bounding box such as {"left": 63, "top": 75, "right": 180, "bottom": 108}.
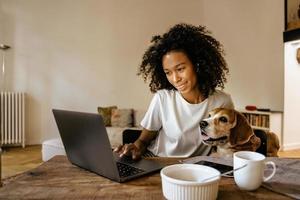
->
{"left": 25, "top": 139, "right": 42, "bottom": 146}
{"left": 282, "top": 142, "right": 300, "bottom": 151}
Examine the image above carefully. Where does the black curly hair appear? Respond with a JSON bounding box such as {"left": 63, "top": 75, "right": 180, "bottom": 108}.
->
{"left": 138, "top": 23, "right": 229, "bottom": 98}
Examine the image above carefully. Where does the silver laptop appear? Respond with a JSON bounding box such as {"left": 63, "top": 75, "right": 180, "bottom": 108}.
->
{"left": 52, "top": 109, "right": 163, "bottom": 182}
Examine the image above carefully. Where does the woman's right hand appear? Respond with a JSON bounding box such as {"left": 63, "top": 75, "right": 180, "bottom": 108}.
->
{"left": 113, "top": 142, "right": 143, "bottom": 160}
{"left": 114, "top": 129, "right": 157, "bottom": 160}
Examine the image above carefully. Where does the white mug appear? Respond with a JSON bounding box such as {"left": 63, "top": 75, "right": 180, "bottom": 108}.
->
{"left": 233, "top": 151, "right": 276, "bottom": 191}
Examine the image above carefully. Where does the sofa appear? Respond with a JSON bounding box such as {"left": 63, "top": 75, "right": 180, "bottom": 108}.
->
{"left": 42, "top": 108, "right": 145, "bottom": 161}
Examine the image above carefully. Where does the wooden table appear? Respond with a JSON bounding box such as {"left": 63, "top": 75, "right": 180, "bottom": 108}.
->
{"left": 0, "top": 155, "right": 292, "bottom": 199}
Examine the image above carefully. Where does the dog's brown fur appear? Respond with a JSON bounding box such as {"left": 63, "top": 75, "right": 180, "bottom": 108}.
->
{"left": 200, "top": 108, "right": 279, "bottom": 157}
{"left": 266, "top": 131, "right": 280, "bottom": 157}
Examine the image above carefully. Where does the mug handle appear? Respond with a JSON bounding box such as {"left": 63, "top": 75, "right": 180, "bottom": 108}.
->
{"left": 263, "top": 161, "right": 276, "bottom": 182}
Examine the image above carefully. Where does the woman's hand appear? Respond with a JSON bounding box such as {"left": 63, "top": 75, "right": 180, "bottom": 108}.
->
{"left": 113, "top": 141, "right": 144, "bottom": 160}
{"left": 114, "top": 129, "right": 157, "bottom": 160}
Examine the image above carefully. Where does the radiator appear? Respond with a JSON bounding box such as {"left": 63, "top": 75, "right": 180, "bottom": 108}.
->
{"left": 0, "top": 92, "right": 25, "bottom": 147}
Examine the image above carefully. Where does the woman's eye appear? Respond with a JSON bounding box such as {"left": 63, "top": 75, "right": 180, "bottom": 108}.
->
{"left": 177, "top": 67, "right": 184, "bottom": 72}
{"left": 164, "top": 71, "right": 170, "bottom": 75}
{"left": 219, "top": 117, "right": 228, "bottom": 123}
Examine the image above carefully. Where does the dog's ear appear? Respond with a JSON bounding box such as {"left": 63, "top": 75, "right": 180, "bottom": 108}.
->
{"left": 266, "top": 132, "right": 280, "bottom": 157}
{"left": 229, "top": 111, "right": 254, "bottom": 146}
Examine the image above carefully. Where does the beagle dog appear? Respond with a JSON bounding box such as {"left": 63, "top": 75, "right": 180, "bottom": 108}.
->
{"left": 266, "top": 131, "right": 280, "bottom": 157}
{"left": 200, "top": 108, "right": 262, "bottom": 157}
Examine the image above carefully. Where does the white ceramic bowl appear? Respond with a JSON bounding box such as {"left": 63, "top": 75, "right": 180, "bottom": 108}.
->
{"left": 160, "top": 164, "right": 220, "bottom": 200}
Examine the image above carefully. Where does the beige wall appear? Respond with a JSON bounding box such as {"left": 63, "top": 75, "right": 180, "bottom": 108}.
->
{"left": 0, "top": 0, "right": 285, "bottom": 145}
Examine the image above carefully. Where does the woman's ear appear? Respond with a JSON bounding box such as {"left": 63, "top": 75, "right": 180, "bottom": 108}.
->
{"left": 229, "top": 111, "right": 254, "bottom": 146}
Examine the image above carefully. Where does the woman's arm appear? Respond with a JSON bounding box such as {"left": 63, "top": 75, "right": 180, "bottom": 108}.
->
{"left": 134, "top": 128, "right": 157, "bottom": 153}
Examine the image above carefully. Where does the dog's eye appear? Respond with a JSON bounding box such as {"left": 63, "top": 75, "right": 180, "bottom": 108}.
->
{"left": 208, "top": 114, "right": 211, "bottom": 117}
{"left": 219, "top": 117, "right": 228, "bottom": 123}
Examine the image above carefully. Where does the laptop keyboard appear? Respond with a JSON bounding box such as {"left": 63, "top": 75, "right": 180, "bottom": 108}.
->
{"left": 116, "top": 162, "right": 145, "bottom": 178}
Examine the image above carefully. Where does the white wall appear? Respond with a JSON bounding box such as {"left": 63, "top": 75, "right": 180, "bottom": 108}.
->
{"left": 0, "top": 1, "right": 5, "bottom": 89}
{"left": 201, "top": 0, "right": 284, "bottom": 111}
{"left": 284, "top": 40, "right": 300, "bottom": 150}
{"left": 0, "top": 0, "right": 286, "bottom": 145}
{"left": 0, "top": 2, "right": 2, "bottom": 40}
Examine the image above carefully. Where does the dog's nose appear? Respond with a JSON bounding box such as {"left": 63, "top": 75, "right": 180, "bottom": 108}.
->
{"left": 200, "top": 121, "right": 208, "bottom": 129}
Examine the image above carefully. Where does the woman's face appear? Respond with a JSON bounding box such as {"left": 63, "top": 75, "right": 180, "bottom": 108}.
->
{"left": 162, "top": 51, "right": 199, "bottom": 95}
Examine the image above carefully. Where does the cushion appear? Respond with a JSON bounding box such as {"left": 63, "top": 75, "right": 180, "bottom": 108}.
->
{"left": 111, "top": 108, "right": 133, "bottom": 127}
{"left": 97, "top": 106, "right": 117, "bottom": 126}
{"left": 42, "top": 138, "right": 66, "bottom": 162}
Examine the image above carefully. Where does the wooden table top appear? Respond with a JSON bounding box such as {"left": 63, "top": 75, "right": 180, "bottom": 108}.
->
{"left": 0, "top": 155, "right": 293, "bottom": 200}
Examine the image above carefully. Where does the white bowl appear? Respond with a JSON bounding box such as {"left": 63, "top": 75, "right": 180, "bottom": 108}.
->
{"left": 160, "top": 164, "right": 220, "bottom": 200}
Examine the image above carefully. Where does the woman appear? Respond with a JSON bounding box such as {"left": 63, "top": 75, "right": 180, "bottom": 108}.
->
{"left": 115, "top": 23, "right": 234, "bottom": 159}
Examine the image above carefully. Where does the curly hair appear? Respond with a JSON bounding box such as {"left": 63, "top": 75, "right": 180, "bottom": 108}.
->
{"left": 138, "top": 23, "right": 229, "bottom": 98}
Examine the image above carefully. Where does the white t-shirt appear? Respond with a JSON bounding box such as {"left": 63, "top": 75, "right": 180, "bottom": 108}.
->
{"left": 140, "top": 89, "right": 234, "bottom": 157}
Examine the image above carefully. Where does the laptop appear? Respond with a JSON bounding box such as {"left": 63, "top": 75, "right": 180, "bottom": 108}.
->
{"left": 52, "top": 109, "right": 163, "bottom": 183}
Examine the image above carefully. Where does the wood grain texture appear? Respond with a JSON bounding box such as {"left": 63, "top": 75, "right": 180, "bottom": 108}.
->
{"left": 2, "top": 145, "right": 300, "bottom": 180}
{"left": 0, "top": 156, "right": 292, "bottom": 200}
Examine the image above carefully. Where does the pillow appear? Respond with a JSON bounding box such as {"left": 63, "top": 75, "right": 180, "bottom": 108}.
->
{"left": 97, "top": 106, "right": 117, "bottom": 126}
{"left": 111, "top": 108, "right": 133, "bottom": 127}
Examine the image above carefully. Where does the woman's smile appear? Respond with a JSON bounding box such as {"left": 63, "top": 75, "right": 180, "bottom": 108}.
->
{"left": 176, "top": 83, "right": 187, "bottom": 91}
